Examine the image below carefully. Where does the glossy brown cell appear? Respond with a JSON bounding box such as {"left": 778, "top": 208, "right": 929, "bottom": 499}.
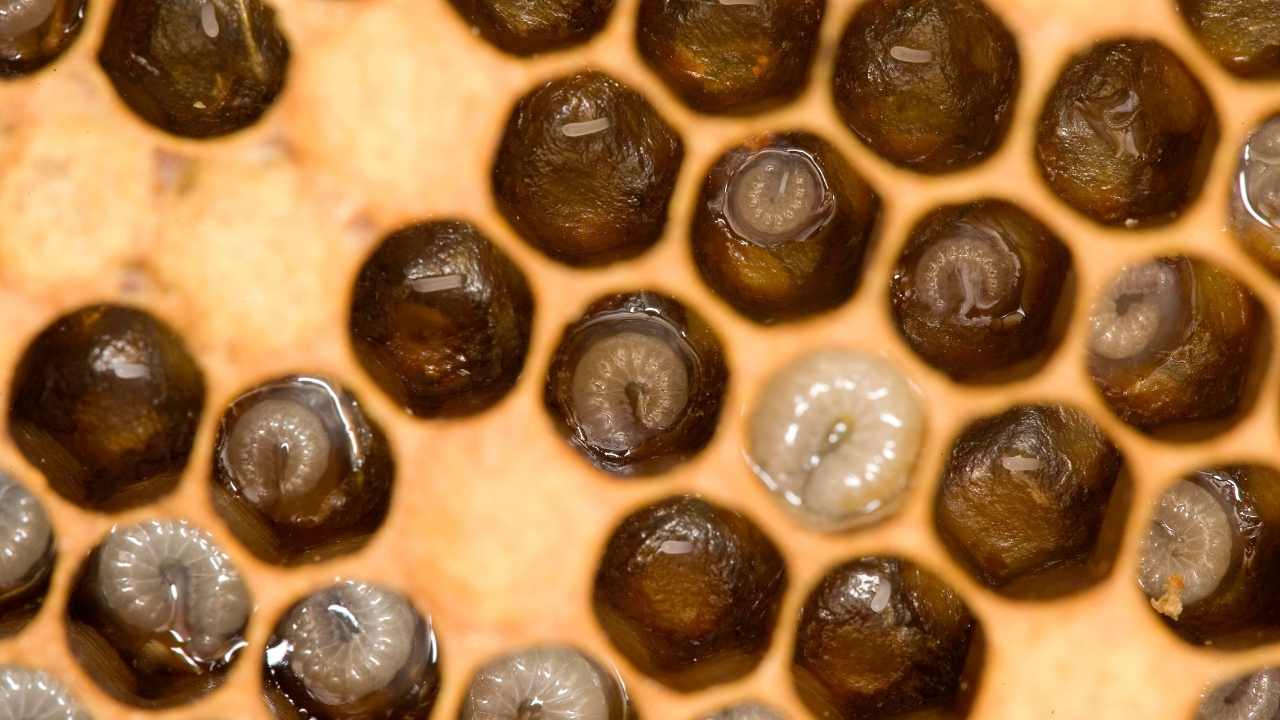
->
{"left": 692, "top": 131, "right": 880, "bottom": 324}
{"left": 67, "top": 520, "right": 251, "bottom": 708}
{"left": 934, "top": 404, "right": 1125, "bottom": 596}
{"left": 1138, "top": 465, "right": 1280, "bottom": 648}
{"left": 890, "top": 199, "right": 1071, "bottom": 379}
{"left": 493, "top": 70, "right": 684, "bottom": 266}
{"left": 1086, "top": 256, "right": 1263, "bottom": 434}
{"left": 793, "top": 556, "right": 981, "bottom": 720}
{"left": 1176, "top": 0, "right": 1280, "bottom": 78}
{"left": 98, "top": 0, "right": 289, "bottom": 138}
{"left": 0, "top": 473, "right": 54, "bottom": 637}
{"left": 1036, "top": 39, "right": 1217, "bottom": 227}
{"left": 349, "top": 220, "right": 534, "bottom": 418}
{"left": 263, "top": 581, "right": 441, "bottom": 719}
{"left": 636, "top": 0, "right": 823, "bottom": 114}
{"left": 0, "top": 0, "right": 85, "bottom": 76}
{"left": 8, "top": 304, "right": 206, "bottom": 511}
{"left": 212, "top": 375, "right": 394, "bottom": 566}
{"left": 832, "top": 0, "right": 1019, "bottom": 173}
{"left": 1230, "top": 115, "right": 1280, "bottom": 276}
{"left": 545, "top": 291, "right": 727, "bottom": 476}
{"left": 448, "top": 0, "right": 613, "bottom": 55}
{"left": 593, "top": 495, "right": 786, "bottom": 691}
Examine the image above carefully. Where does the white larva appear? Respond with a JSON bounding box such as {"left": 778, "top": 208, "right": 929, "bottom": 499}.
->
{"left": 225, "top": 397, "right": 331, "bottom": 509}
{"left": 1089, "top": 260, "right": 1181, "bottom": 361}
{"left": 723, "top": 148, "right": 831, "bottom": 247}
{"left": 0, "top": 0, "right": 56, "bottom": 38}
{"left": 1239, "top": 117, "right": 1280, "bottom": 230}
{"left": 1197, "top": 668, "right": 1280, "bottom": 720}
{"left": 0, "top": 474, "right": 51, "bottom": 592}
{"left": 912, "top": 225, "right": 1020, "bottom": 320}
{"left": 571, "top": 331, "right": 690, "bottom": 453}
{"left": 460, "top": 646, "right": 628, "bottom": 720}
{"left": 747, "top": 350, "right": 924, "bottom": 531}
{"left": 0, "top": 666, "right": 91, "bottom": 720}
{"left": 96, "top": 520, "right": 250, "bottom": 663}
{"left": 283, "top": 581, "right": 418, "bottom": 706}
{"left": 1138, "top": 480, "right": 1232, "bottom": 618}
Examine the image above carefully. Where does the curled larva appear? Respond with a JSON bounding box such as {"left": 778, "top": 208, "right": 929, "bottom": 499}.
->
{"left": 912, "top": 228, "right": 1021, "bottom": 319}
{"left": 723, "top": 148, "right": 833, "bottom": 248}
{"left": 1197, "top": 668, "right": 1280, "bottom": 720}
{"left": 262, "top": 579, "right": 447, "bottom": 720}
{"left": 460, "top": 645, "right": 631, "bottom": 720}
{"left": 570, "top": 331, "right": 690, "bottom": 454}
{"left": 1231, "top": 116, "right": 1280, "bottom": 276}
{"left": 0, "top": 0, "right": 55, "bottom": 36}
{"left": 1088, "top": 260, "right": 1184, "bottom": 361}
{"left": 1139, "top": 480, "right": 1232, "bottom": 618}
{"left": 546, "top": 291, "right": 727, "bottom": 476}
{"left": 224, "top": 397, "right": 331, "bottom": 513}
{"left": 0, "top": 473, "right": 52, "bottom": 593}
{"left": 746, "top": 350, "right": 923, "bottom": 531}
{"left": 96, "top": 520, "right": 250, "bottom": 663}
{"left": 0, "top": 666, "right": 91, "bottom": 720}
{"left": 213, "top": 375, "right": 395, "bottom": 565}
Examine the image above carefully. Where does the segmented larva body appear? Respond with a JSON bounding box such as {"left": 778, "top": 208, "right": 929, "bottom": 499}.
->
{"left": 0, "top": 666, "right": 90, "bottom": 720}
{"left": 747, "top": 350, "right": 924, "bottom": 530}
{"left": 96, "top": 520, "right": 250, "bottom": 662}
{"left": 283, "top": 581, "right": 419, "bottom": 706}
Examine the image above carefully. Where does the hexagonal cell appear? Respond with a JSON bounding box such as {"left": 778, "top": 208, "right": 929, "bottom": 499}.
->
{"left": 66, "top": 519, "right": 251, "bottom": 708}
{"left": 1138, "top": 465, "right": 1280, "bottom": 648}
{"left": 593, "top": 495, "right": 787, "bottom": 691}
{"left": 447, "top": 0, "right": 614, "bottom": 55}
{"left": 545, "top": 291, "right": 727, "bottom": 476}
{"left": 459, "top": 645, "right": 635, "bottom": 719}
{"left": 211, "top": 374, "right": 394, "bottom": 566}
{"left": 492, "top": 70, "right": 684, "bottom": 266}
{"left": 1230, "top": 114, "right": 1280, "bottom": 276}
{"left": 263, "top": 580, "right": 441, "bottom": 719}
{"left": 1176, "top": 0, "right": 1280, "bottom": 78}
{"left": 8, "top": 304, "right": 206, "bottom": 511}
{"left": 746, "top": 349, "right": 924, "bottom": 531}
{"left": 934, "top": 403, "right": 1127, "bottom": 598}
{"left": 349, "top": 220, "right": 535, "bottom": 418}
{"left": 1195, "top": 667, "right": 1280, "bottom": 718}
{"left": 0, "top": 666, "right": 90, "bottom": 719}
{"left": 831, "top": 0, "right": 1019, "bottom": 173}
{"left": 1086, "top": 256, "right": 1265, "bottom": 436}
{"left": 890, "top": 199, "right": 1072, "bottom": 380}
{"left": 691, "top": 131, "right": 880, "bottom": 324}
{"left": 636, "top": 0, "right": 823, "bottom": 114}
{"left": 1036, "top": 39, "right": 1217, "bottom": 227}
{"left": 793, "top": 556, "right": 983, "bottom": 719}
{"left": 0, "top": 0, "right": 85, "bottom": 76}
{"left": 97, "top": 0, "right": 290, "bottom": 138}
{"left": 0, "top": 472, "right": 55, "bottom": 637}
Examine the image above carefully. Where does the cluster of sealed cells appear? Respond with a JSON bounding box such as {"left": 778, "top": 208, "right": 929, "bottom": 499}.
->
{"left": 4, "top": 0, "right": 1280, "bottom": 717}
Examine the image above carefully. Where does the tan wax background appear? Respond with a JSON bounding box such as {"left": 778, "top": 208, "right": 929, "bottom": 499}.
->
{"left": 0, "top": 0, "right": 1278, "bottom": 717}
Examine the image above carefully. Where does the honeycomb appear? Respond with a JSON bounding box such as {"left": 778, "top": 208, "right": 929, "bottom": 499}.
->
{"left": 0, "top": 0, "right": 1276, "bottom": 717}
